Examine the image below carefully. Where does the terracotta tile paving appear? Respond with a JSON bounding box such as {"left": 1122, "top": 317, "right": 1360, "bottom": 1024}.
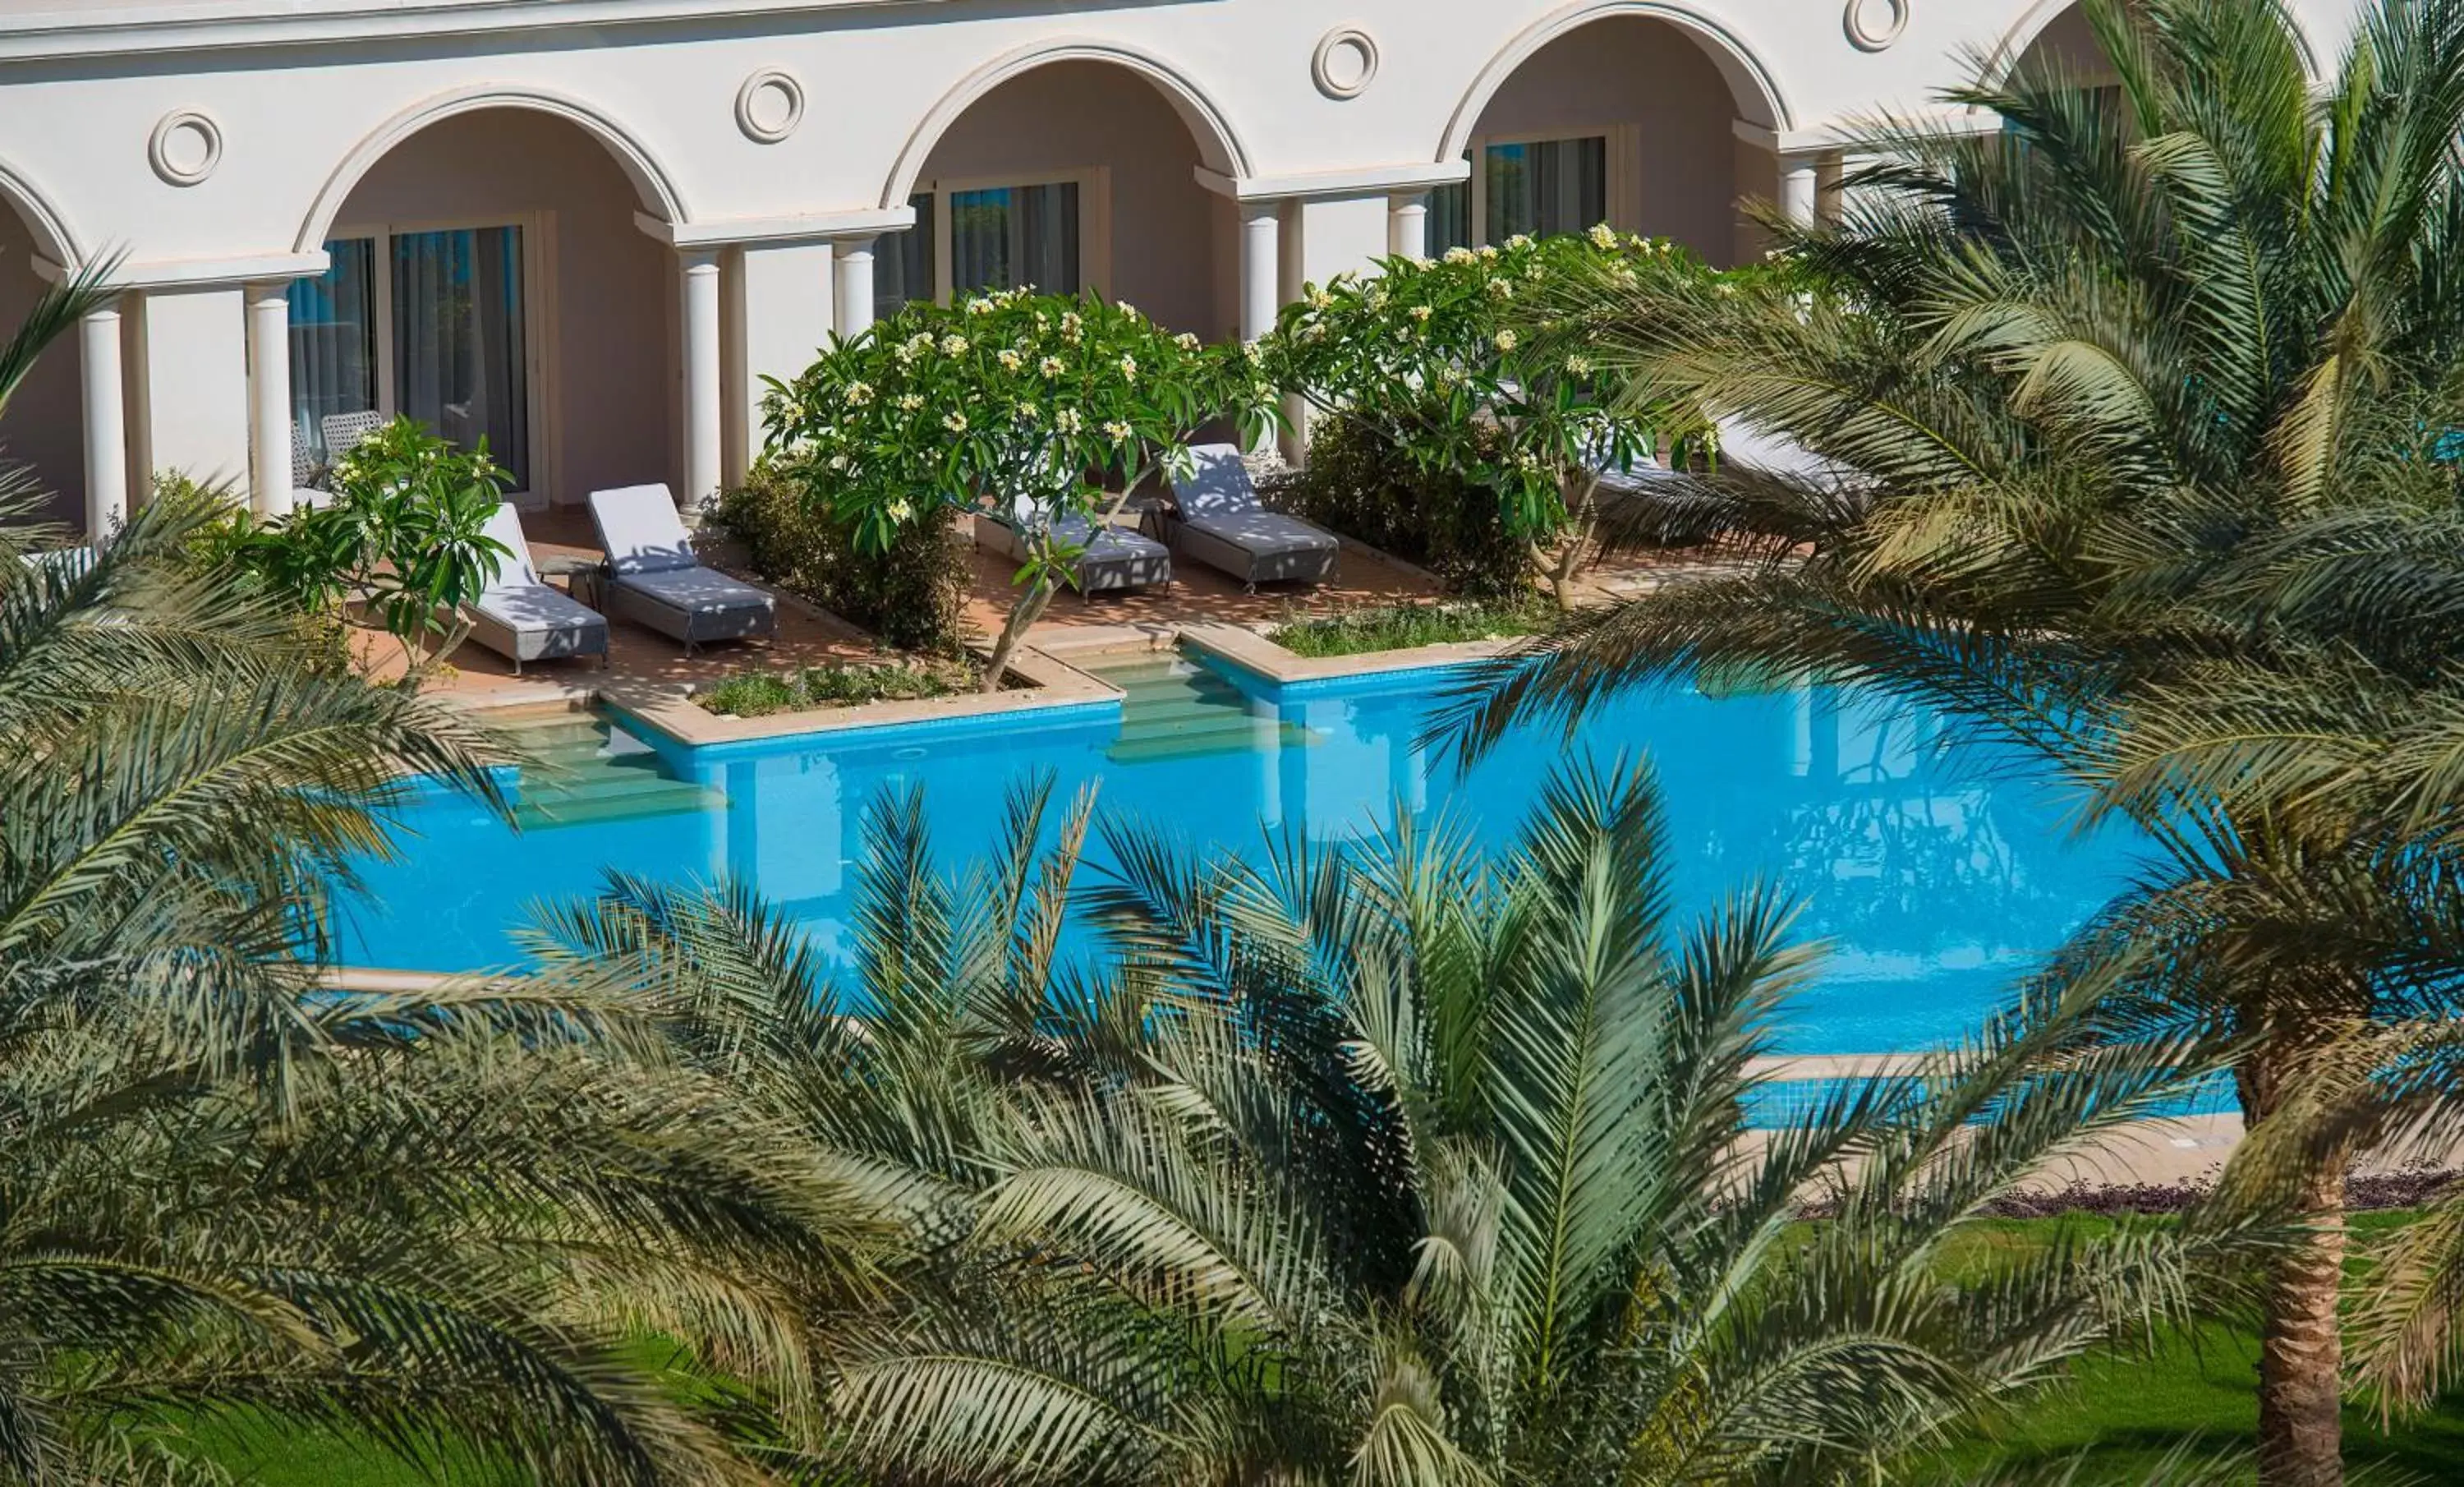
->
{"left": 343, "top": 506, "right": 1745, "bottom": 708}
{"left": 346, "top": 505, "right": 876, "bottom": 708}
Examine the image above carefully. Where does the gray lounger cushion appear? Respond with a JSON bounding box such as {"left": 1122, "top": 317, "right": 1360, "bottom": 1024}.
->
{"left": 467, "top": 502, "right": 608, "bottom": 669}
{"left": 587, "top": 484, "right": 777, "bottom": 650}
{"left": 1166, "top": 444, "right": 1338, "bottom": 587}
{"left": 981, "top": 500, "right": 1172, "bottom": 594}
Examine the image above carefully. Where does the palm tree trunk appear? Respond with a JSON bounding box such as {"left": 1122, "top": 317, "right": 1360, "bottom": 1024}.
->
{"left": 2245, "top": 1043, "right": 2348, "bottom": 1487}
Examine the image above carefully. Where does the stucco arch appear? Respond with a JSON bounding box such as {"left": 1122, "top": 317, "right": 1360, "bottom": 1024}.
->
{"left": 1442, "top": 0, "right": 1789, "bottom": 163}
{"left": 296, "top": 83, "right": 686, "bottom": 253}
{"left": 882, "top": 39, "right": 1250, "bottom": 209}
{"left": 0, "top": 157, "right": 79, "bottom": 267}
{"left": 1977, "top": 0, "right": 2322, "bottom": 92}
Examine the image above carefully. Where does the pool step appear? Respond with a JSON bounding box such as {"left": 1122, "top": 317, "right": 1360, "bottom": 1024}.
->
{"left": 1093, "top": 654, "right": 1312, "bottom": 764}
{"left": 500, "top": 713, "right": 721, "bottom": 830}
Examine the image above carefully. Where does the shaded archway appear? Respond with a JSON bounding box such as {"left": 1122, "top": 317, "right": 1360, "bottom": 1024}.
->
{"left": 0, "top": 167, "right": 90, "bottom": 530}
{"left": 1440, "top": 5, "right": 1789, "bottom": 266}
{"left": 1986, "top": 0, "right": 2321, "bottom": 94}
{"left": 876, "top": 50, "right": 1243, "bottom": 338}
{"left": 296, "top": 103, "right": 678, "bottom": 505}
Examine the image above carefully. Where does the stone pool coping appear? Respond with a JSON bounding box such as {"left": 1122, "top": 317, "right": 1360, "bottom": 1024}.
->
{"left": 1178, "top": 622, "right": 1520, "bottom": 687}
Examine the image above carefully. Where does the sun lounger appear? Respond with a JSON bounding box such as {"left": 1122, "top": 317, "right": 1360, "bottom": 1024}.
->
{"left": 465, "top": 502, "right": 608, "bottom": 674}
{"left": 977, "top": 496, "right": 1172, "bottom": 595}
{"left": 1164, "top": 444, "right": 1340, "bottom": 591}
{"left": 586, "top": 484, "right": 777, "bottom": 656}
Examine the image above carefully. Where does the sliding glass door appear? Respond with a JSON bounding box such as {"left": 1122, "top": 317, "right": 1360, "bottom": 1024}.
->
{"left": 871, "top": 178, "right": 1089, "bottom": 315}
{"left": 1427, "top": 135, "right": 1611, "bottom": 254}
{"left": 290, "top": 222, "right": 534, "bottom": 491}
{"left": 391, "top": 228, "right": 530, "bottom": 489}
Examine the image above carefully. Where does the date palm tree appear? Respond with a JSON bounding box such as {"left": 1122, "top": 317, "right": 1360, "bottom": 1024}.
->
{"left": 0, "top": 269, "right": 890, "bottom": 1483}
{"left": 1444, "top": 2, "right": 2464, "bottom": 1481}
{"left": 531, "top": 771, "right": 2245, "bottom": 1485}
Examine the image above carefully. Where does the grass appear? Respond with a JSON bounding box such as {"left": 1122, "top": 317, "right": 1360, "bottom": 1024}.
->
{"left": 695, "top": 656, "right": 981, "bottom": 717}
{"left": 1933, "top": 1213, "right": 2464, "bottom": 1484}
{"left": 172, "top": 1214, "right": 2464, "bottom": 1484}
{"left": 1272, "top": 597, "right": 1554, "bottom": 658}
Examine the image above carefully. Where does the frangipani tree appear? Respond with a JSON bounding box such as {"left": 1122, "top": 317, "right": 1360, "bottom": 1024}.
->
{"left": 765, "top": 290, "right": 1277, "bottom": 690}
{"left": 1265, "top": 229, "right": 1755, "bottom": 608}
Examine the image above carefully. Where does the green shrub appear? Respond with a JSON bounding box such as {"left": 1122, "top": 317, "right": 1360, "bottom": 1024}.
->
{"left": 1274, "top": 598, "right": 1552, "bottom": 659}
{"left": 1270, "top": 420, "right": 1533, "bottom": 602}
{"left": 696, "top": 656, "right": 981, "bottom": 717}
{"left": 710, "top": 461, "right": 968, "bottom": 656}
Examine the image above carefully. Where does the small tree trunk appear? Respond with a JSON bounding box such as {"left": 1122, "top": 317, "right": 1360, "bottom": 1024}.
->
{"left": 981, "top": 577, "right": 1055, "bottom": 694}
{"left": 2243, "top": 1041, "right": 2350, "bottom": 1487}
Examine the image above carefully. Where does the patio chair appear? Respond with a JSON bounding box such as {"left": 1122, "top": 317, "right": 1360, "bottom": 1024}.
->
{"left": 464, "top": 501, "right": 609, "bottom": 675}
{"left": 319, "top": 409, "right": 387, "bottom": 467}
{"left": 586, "top": 484, "right": 777, "bottom": 656}
{"left": 977, "top": 495, "right": 1172, "bottom": 596}
{"left": 1163, "top": 444, "right": 1340, "bottom": 592}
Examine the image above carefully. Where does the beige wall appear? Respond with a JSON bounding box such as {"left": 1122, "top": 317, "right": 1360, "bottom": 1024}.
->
{"left": 916, "top": 61, "right": 1229, "bottom": 340}
{"left": 1467, "top": 17, "right": 1752, "bottom": 266}
{"left": 0, "top": 212, "right": 86, "bottom": 527}
{"left": 333, "top": 108, "right": 675, "bottom": 507}
{"left": 2016, "top": 3, "right": 2117, "bottom": 82}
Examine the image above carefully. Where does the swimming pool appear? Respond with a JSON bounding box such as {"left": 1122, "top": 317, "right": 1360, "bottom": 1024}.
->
{"left": 341, "top": 651, "right": 2144, "bottom": 1056}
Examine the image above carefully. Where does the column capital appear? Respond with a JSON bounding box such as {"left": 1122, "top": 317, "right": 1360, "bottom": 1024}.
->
{"left": 1196, "top": 160, "right": 1467, "bottom": 205}
{"left": 636, "top": 207, "right": 916, "bottom": 251}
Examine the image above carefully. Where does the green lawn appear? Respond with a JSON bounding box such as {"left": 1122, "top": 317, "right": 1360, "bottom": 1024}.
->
{"left": 177, "top": 1217, "right": 2464, "bottom": 1485}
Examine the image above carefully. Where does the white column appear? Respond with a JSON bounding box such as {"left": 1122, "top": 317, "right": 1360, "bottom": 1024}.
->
{"left": 1387, "top": 192, "right": 1429, "bottom": 261}
{"left": 1780, "top": 154, "right": 1821, "bottom": 228}
{"left": 78, "top": 304, "right": 127, "bottom": 538}
{"left": 833, "top": 241, "right": 876, "bottom": 338}
{"left": 1239, "top": 201, "right": 1281, "bottom": 343}
{"left": 245, "top": 283, "right": 292, "bottom": 522}
{"left": 729, "top": 239, "right": 836, "bottom": 482}
{"left": 679, "top": 250, "right": 723, "bottom": 511}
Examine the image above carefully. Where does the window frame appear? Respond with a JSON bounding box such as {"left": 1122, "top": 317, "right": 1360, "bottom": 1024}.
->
{"left": 1436, "top": 124, "right": 1641, "bottom": 252}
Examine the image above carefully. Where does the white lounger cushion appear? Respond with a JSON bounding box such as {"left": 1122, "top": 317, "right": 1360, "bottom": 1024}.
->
{"left": 587, "top": 484, "right": 700, "bottom": 575}
{"left": 1173, "top": 444, "right": 1262, "bottom": 518}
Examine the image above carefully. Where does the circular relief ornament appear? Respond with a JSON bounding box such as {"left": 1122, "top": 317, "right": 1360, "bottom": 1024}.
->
{"left": 147, "top": 109, "right": 223, "bottom": 186}
{"left": 1311, "top": 27, "right": 1380, "bottom": 100}
{"left": 1844, "top": 0, "right": 1910, "bottom": 51}
{"left": 734, "top": 68, "right": 806, "bottom": 143}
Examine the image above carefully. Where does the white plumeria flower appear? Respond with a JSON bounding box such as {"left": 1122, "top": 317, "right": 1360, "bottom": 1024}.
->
{"left": 1588, "top": 223, "right": 1618, "bottom": 250}
{"left": 1493, "top": 329, "right": 1519, "bottom": 352}
{"left": 1103, "top": 419, "right": 1133, "bottom": 442}
{"left": 1487, "top": 279, "right": 1515, "bottom": 299}
{"left": 827, "top": 453, "right": 849, "bottom": 472}
{"left": 998, "top": 349, "right": 1024, "bottom": 372}
{"left": 1054, "top": 407, "right": 1085, "bottom": 434}
{"left": 1119, "top": 354, "right": 1138, "bottom": 382}
{"left": 898, "top": 393, "right": 925, "bottom": 412}
{"left": 1507, "top": 233, "right": 1534, "bottom": 249}
{"left": 943, "top": 412, "right": 968, "bottom": 432}
{"left": 966, "top": 297, "right": 994, "bottom": 316}
{"left": 1117, "top": 301, "right": 1140, "bottom": 319}
{"left": 941, "top": 334, "right": 970, "bottom": 357}
{"left": 1444, "top": 246, "right": 1476, "bottom": 265}
{"left": 1175, "top": 332, "right": 1201, "bottom": 351}
{"left": 844, "top": 381, "right": 874, "bottom": 407}
{"left": 1410, "top": 305, "right": 1434, "bottom": 321}
{"left": 1039, "top": 356, "right": 1066, "bottom": 378}
{"left": 887, "top": 499, "right": 914, "bottom": 523}
{"left": 1565, "top": 355, "right": 1593, "bottom": 376}
{"left": 1307, "top": 285, "right": 1333, "bottom": 311}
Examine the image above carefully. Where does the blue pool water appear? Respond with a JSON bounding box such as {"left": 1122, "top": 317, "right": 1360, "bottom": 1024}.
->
{"left": 342, "top": 655, "right": 2145, "bottom": 1056}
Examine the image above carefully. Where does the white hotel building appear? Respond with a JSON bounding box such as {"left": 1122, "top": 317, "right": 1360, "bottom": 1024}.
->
{"left": 0, "top": 0, "right": 2356, "bottom": 536}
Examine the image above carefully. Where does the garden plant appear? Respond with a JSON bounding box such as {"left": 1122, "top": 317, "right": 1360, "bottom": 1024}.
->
{"left": 765, "top": 290, "right": 1278, "bottom": 689}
